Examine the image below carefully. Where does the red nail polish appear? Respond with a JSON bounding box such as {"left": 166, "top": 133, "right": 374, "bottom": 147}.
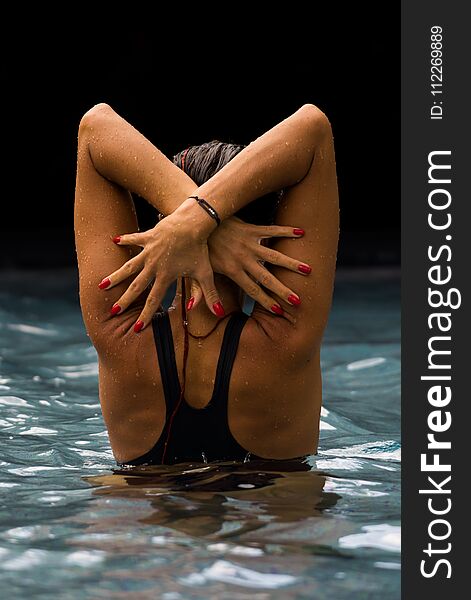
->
{"left": 186, "top": 297, "right": 195, "bottom": 311}
{"left": 99, "top": 277, "right": 111, "bottom": 289}
{"left": 134, "top": 320, "right": 144, "bottom": 333}
{"left": 288, "top": 294, "right": 301, "bottom": 306}
{"left": 213, "top": 301, "right": 225, "bottom": 317}
{"left": 112, "top": 236, "right": 121, "bottom": 244}
{"left": 293, "top": 228, "right": 305, "bottom": 236}
{"left": 298, "top": 264, "right": 312, "bottom": 274}
{"left": 271, "top": 304, "right": 284, "bottom": 315}
{"left": 110, "top": 304, "right": 121, "bottom": 315}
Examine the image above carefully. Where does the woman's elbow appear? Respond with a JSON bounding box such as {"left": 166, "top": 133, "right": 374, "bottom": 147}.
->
{"left": 298, "top": 103, "right": 332, "bottom": 136}
{"left": 78, "top": 102, "right": 115, "bottom": 137}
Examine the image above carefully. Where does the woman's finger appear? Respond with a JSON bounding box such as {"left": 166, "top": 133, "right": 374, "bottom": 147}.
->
{"left": 258, "top": 245, "right": 313, "bottom": 275}
{"left": 186, "top": 279, "right": 203, "bottom": 312}
{"left": 233, "top": 270, "right": 285, "bottom": 316}
{"left": 110, "top": 269, "right": 154, "bottom": 316}
{"left": 112, "top": 231, "right": 148, "bottom": 247}
{"left": 250, "top": 224, "right": 305, "bottom": 240}
{"left": 134, "top": 277, "right": 170, "bottom": 332}
{"left": 249, "top": 264, "right": 301, "bottom": 307}
{"left": 198, "top": 270, "right": 224, "bottom": 317}
{"left": 98, "top": 254, "right": 143, "bottom": 290}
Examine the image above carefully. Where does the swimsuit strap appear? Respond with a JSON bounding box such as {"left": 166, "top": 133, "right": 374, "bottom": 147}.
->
{"left": 210, "top": 311, "right": 249, "bottom": 415}
{"left": 151, "top": 311, "right": 181, "bottom": 411}
{"left": 153, "top": 310, "right": 249, "bottom": 413}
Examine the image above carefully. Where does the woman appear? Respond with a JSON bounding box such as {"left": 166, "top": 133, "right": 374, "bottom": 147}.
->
{"left": 74, "top": 103, "right": 339, "bottom": 466}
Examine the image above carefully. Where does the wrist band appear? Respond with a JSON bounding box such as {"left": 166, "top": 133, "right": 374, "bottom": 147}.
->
{"left": 189, "top": 195, "right": 221, "bottom": 226}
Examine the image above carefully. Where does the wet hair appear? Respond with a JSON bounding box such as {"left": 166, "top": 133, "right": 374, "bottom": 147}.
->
{"left": 173, "top": 140, "right": 283, "bottom": 226}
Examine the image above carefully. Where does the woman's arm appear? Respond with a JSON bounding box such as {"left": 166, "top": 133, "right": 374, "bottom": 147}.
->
{"left": 79, "top": 103, "right": 197, "bottom": 216}
{"left": 108, "top": 103, "right": 330, "bottom": 327}
{"left": 84, "top": 102, "right": 324, "bottom": 231}
{"left": 164, "top": 102, "right": 338, "bottom": 355}
{"left": 171, "top": 104, "right": 330, "bottom": 239}
{"left": 81, "top": 104, "right": 307, "bottom": 324}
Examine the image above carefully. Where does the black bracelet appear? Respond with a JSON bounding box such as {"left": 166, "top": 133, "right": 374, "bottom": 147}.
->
{"left": 189, "top": 195, "right": 221, "bottom": 226}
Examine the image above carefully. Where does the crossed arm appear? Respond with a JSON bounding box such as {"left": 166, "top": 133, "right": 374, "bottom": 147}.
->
{"left": 80, "top": 103, "right": 328, "bottom": 331}
{"left": 103, "top": 205, "right": 310, "bottom": 323}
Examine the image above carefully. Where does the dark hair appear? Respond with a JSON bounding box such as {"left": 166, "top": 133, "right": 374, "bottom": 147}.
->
{"left": 173, "top": 140, "right": 283, "bottom": 226}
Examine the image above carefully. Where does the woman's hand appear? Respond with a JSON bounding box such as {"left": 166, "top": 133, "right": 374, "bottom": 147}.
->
{"left": 187, "top": 216, "right": 311, "bottom": 313}
{"left": 98, "top": 203, "right": 224, "bottom": 331}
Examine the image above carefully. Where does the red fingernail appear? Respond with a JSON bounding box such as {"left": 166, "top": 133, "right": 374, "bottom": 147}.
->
{"left": 298, "top": 264, "right": 312, "bottom": 274}
{"left": 186, "top": 297, "right": 195, "bottom": 311}
{"left": 271, "top": 304, "right": 284, "bottom": 315}
{"left": 293, "top": 228, "right": 305, "bottom": 236}
{"left": 110, "top": 303, "right": 121, "bottom": 315}
{"left": 134, "top": 320, "right": 144, "bottom": 333}
{"left": 288, "top": 294, "right": 301, "bottom": 306}
{"left": 213, "top": 301, "right": 225, "bottom": 317}
{"left": 112, "top": 236, "right": 121, "bottom": 244}
{"left": 99, "top": 277, "right": 111, "bottom": 289}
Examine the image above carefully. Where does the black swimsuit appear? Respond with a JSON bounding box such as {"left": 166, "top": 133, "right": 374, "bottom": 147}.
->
{"left": 117, "top": 310, "right": 263, "bottom": 467}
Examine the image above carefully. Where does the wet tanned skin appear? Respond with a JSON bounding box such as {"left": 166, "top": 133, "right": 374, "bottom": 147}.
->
{"left": 74, "top": 104, "right": 339, "bottom": 464}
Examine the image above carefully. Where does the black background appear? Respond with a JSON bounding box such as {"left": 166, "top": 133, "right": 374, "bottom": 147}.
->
{"left": 3, "top": 21, "right": 399, "bottom": 268}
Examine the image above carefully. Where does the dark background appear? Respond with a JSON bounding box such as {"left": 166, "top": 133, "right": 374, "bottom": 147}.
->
{"left": 2, "top": 23, "right": 399, "bottom": 269}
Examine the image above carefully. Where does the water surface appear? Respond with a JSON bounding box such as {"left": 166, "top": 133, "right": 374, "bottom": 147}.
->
{"left": 0, "top": 268, "right": 400, "bottom": 599}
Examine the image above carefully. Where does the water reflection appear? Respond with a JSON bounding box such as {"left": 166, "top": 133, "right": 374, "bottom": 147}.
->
{"left": 84, "top": 458, "right": 340, "bottom": 544}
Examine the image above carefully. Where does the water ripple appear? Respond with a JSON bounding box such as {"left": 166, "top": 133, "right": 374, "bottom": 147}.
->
{"left": 180, "top": 559, "right": 299, "bottom": 589}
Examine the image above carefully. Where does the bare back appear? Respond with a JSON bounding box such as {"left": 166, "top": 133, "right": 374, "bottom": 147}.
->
{"left": 97, "top": 297, "right": 321, "bottom": 465}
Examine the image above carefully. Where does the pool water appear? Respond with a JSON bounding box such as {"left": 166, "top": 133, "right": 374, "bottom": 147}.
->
{"left": 0, "top": 268, "right": 400, "bottom": 599}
